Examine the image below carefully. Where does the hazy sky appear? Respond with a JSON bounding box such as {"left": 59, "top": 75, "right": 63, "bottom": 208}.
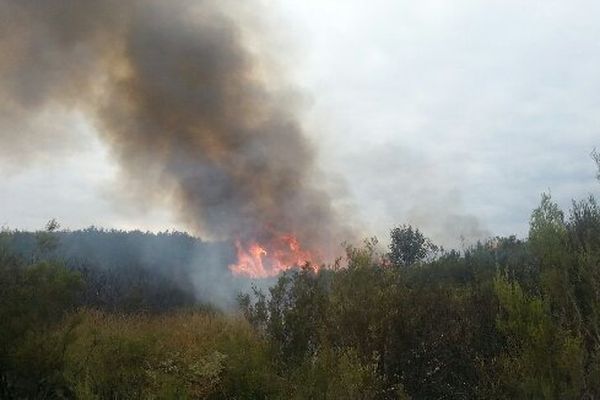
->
{"left": 1, "top": 0, "right": 599, "bottom": 248}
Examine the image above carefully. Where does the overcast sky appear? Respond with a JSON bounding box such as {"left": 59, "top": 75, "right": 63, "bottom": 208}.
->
{"left": 1, "top": 0, "right": 599, "bottom": 248}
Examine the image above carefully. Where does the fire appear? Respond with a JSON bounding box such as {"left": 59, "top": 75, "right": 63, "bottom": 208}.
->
{"left": 229, "top": 233, "right": 318, "bottom": 278}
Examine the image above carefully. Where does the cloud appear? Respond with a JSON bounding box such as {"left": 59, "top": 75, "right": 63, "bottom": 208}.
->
{"left": 286, "top": 0, "right": 600, "bottom": 241}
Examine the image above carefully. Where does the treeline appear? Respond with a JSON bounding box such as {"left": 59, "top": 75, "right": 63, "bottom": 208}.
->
{"left": 1, "top": 167, "right": 600, "bottom": 398}
{"left": 3, "top": 227, "right": 244, "bottom": 311}
{"left": 240, "top": 193, "right": 600, "bottom": 398}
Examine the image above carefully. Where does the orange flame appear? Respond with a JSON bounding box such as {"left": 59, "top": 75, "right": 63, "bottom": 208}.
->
{"left": 229, "top": 233, "right": 318, "bottom": 278}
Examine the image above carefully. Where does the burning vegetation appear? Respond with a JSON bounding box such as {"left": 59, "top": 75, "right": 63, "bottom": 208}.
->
{"left": 0, "top": 0, "right": 350, "bottom": 278}
{"left": 2, "top": 0, "right": 600, "bottom": 399}
{"left": 230, "top": 233, "right": 319, "bottom": 278}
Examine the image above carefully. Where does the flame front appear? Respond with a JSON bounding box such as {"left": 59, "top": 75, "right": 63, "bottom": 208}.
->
{"left": 229, "top": 233, "right": 318, "bottom": 278}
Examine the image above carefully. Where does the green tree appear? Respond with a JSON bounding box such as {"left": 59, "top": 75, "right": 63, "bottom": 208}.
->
{"left": 389, "top": 225, "right": 437, "bottom": 267}
{"left": 0, "top": 261, "right": 82, "bottom": 398}
{"left": 494, "top": 276, "right": 585, "bottom": 399}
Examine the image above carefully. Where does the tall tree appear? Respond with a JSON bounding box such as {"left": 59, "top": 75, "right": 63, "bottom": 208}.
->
{"left": 389, "top": 225, "right": 437, "bottom": 267}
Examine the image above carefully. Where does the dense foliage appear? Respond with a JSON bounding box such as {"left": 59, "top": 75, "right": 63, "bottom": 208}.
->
{"left": 1, "top": 161, "right": 600, "bottom": 398}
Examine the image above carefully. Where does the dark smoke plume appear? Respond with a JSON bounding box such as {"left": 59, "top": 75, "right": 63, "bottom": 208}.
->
{"left": 0, "top": 0, "right": 349, "bottom": 258}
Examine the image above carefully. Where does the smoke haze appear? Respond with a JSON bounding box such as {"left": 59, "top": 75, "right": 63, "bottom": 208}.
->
{"left": 0, "top": 0, "right": 350, "bottom": 260}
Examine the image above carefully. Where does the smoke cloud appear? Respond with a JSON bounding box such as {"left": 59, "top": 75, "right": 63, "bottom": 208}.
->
{"left": 0, "top": 1, "right": 350, "bottom": 260}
